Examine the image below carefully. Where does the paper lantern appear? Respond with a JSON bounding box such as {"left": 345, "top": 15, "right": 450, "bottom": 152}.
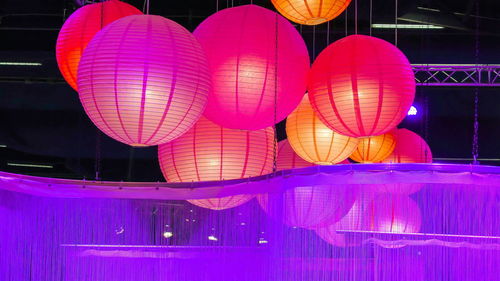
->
{"left": 309, "top": 35, "right": 415, "bottom": 138}
{"left": 364, "top": 195, "right": 422, "bottom": 234}
{"left": 158, "top": 117, "right": 275, "bottom": 210}
{"left": 193, "top": 5, "right": 310, "bottom": 130}
{"left": 316, "top": 194, "right": 421, "bottom": 247}
{"left": 383, "top": 129, "right": 432, "bottom": 163}
{"left": 78, "top": 15, "right": 210, "bottom": 147}
{"left": 56, "top": 0, "right": 142, "bottom": 91}
{"left": 257, "top": 184, "right": 357, "bottom": 229}
{"left": 276, "top": 140, "right": 315, "bottom": 171}
{"left": 315, "top": 193, "right": 373, "bottom": 247}
{"left": 350, "top": 132, "right": 397, "bottom": 163}
{"left": 286, "top": 94, "right": 359, "bottom": 164}
{"left": 271, "top": 0, "right": 351, "bottom": 25}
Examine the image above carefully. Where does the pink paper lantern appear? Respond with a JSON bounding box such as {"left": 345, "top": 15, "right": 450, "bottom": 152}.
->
{"left": 276, "top": 139, "right": 315, "bottom": 171}
{"left": 56, "top": 0, "right": 142, "bottom": 91}
{"left": 78, "top": 15, "right": 210, "bottom": 147}
{"left": 309, "top": 35, "right": 415, "bottom": 138}
{"left": 383, "top": 128, "right": 432, "bottom": 163}
{"left": 158, "top": 117, "right": 275, "bottom": 210}
{"left": 316, "top": 194, "right": 421, "bottom": 247}
{"left": 315, "top": 193, "right": 373, "bottom": 247}
{"left": 193, "top": 5, "right": 310, "bottom": 130}
{"left": 364, "top": 195, "right": 422, "bottom": 233}
{"left": 257, "top": 184, "right": 357, "bottom": 229}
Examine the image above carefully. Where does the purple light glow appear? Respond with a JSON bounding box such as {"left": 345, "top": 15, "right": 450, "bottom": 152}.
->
{"left": 0, "top": 164, "right": 499, "bottom": 281}
{"left": 408, "top": 105, "right": 418, "bottom": 116}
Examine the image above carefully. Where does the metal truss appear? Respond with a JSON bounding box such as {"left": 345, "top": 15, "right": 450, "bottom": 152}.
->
{"left": 412, "top": 64, "right": 500, "bottom": 87}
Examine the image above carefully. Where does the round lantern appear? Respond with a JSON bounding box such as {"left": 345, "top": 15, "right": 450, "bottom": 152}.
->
{"left": 193, "top": 5, "right": 310, "bottom": 130}
{"left": 158, "top": 117, "right": 275, "bottom": 210}
{"left": 315, "top": 193, "right": 374, "bottom": 247}
{"left": 364, "top": 195, "right": 422, "bottom": 234}
{"left": 257, "top": 184, "right": 357, "bottom": 229}
{"left": 309, "top": 35, "right": 415, "bottom": 138}
{"left": 350, "top": 132, "right": 397, "bottom": 163}
{"left": 286, "top": 94, "right": 359, "bottom": 165}
{"left": 56, "top": 0, "right": 142, "bottom": 91}
{"left": 276, "top": 139, "right": 315, "bottom": 171}
{"left": 271, "top": 0, "right": 351, "bottom": 25}
{"left": 383, "top": 129, "right": 432, "bottom": 163}
{"left": 316, "top": 194, "right": 421, "bottom": 247}
{"left": 78, "top": 15, "right": 210, "bottom": 147}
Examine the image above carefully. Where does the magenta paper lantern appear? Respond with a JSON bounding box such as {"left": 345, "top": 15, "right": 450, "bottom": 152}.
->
{"left": 309, "top": 35, "right": 415, "bottom": 137}
{"left": 77, "top": 15, "right": 210, "bottom": 147}
{"left": 56, "top": 0, "right": 142, "bottom": 91}
{"left": 193, "top": 5, "right": 310, "bottom": 130}
{"left": 383, "top": 128, "right": 432, "bottom": 163}
{"left": 315, "top": 193, "right": 373, "bottom": 247}
{"left": 364, "top": 195, "right": 422, "bottom": 233}
{"left": 316, "top": 194, "right": 421, "bottom": 247}
{"left": 276, "top": 140, "right": 315, "bottom": 171}
{"left": 158, "top": 117, "right": 275, "bottom": 210}
{"left": 257, "top": 184, "right": 357, "bottom": 229}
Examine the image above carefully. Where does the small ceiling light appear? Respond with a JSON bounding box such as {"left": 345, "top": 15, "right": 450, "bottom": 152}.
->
{"left": 408, "top": 106, "right": 418, "bottom": 116}
{"left": 208, "top": 235, "right": 218, "bottom": 241}
{"left": 0, "top": 62, "right": 42, "bottom": 66}
{"left": 163, "top": 231, "right": 173, "bottom": 238}
{"left": 371, "top": 24, "right": 444, "bottom": 29}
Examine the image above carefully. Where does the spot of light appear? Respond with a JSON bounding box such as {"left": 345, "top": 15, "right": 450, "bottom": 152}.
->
{"left": 258, "top": 239, "right": 268, "bottom": 244}
{"left": 407, "top": 105, "right": 418, "bottom": 116}
{"left": 163, "top": 231, "right": 173, "bottom": 238}
{"left": 0, "top": 62, "right": 42, "bottom": 66}
{"left": 208, "top": 235, "right": 218, "bottom": 241}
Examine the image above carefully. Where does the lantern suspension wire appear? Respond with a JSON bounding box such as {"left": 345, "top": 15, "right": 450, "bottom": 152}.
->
{"left": 326, "top": 21, "right": 330, "bottom": 45}
{"left": 344, "top": 7, "right": 348, "bottom": 36}
{"left": 312, "top": 25, "right": 316, "bottom": 60}
{"left": 369, "top": 0, "right": 373, "bottom": 36}
{"left": 394, "top": 0, "right": 398, "bottom": 46}
{"left": 354, "top": 0, "right": 358, "bottom": 34}
{"left": 272, "top": 12, "right": 279, "bottom": 173}
{"left": 472, "top": 0, "right": 480, "bottom": 165}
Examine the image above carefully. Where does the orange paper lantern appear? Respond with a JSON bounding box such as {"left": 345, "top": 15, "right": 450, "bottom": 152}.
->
{"left": 56, "top": 0, "right": 142, "bottom": 90}
{"left": 276, "top": 139, "right": 315, "bottom": 171}
{"left": 309, "top": 35, "right": 415, "bottom": 138}
{"left": 286, "top": 94, "right": 359, "bottom": 165}
{"left": 158, "top": 117, "right": 275, "bottom": 210}
{"left": 271, "top": 0, "right": 351, "bottom": 25}
{"left": 383, "top": 129, "right": 432, "bottom": 163}
{"left": 350, "top": 132, "right": 397, "bottom": 163}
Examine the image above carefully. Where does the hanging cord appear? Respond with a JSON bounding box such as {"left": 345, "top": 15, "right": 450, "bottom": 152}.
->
{"left": 354, "top": 0, "right": 358, "bottom": 34}
{"left": 272, "top": 13, "right": 279, "bottom": 173}
{"left": 312, "top": 25, "right": 316, "bottom": 60}
{"left": 326, "top": 21, "right": 330, "bottom": 45}
{"left": 394, "top": 0, "right": 398, "bottom": 46}
{"left": 369, "top": 0, "right": 373, "bottom": 36}
{"left": 142, "top": 0, "right": 150, "bottom": 14}
{"left": 344, "top": 5, "right": 348, "bottom": 36}
{"left": 94, "top": 130, "right": 102, "bottom": 180}
{"left": 472, "top": 0, "right": 480, "bottom": 165}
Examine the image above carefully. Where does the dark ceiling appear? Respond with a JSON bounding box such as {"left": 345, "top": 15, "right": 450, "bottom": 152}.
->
{"left": 0, "top": 0, "right": 498, "bottom": 181}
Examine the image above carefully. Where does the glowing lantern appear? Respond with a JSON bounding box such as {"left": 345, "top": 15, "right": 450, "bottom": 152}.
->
{"left": 309, "top": 35, "right": 415, "bottom": 138}
{"left": 56, "top": 0, "right": 142, "bottom": 91}
{"left": 364, "top": 195, "right": 422, "bottom": 233}
{"left": 158, "top": 117, "right": 275, "bottom": 210}
{"left": 271, "top": 0, "right": 351, "bottom": 25}
{"left": 257, "top": 184, "right": 357, "bottom": 229}
{"left": 350, "top": 132, "right": 397, "bottom": 163}
{"left": 315, "top": 193, "right": 373, "bottom": 247}
{"left": 78, "top": 15, "right": 210, "bottom": 147}
{"left": 316, "top": 194, "right": 421, "bottom": 246}
{"left": 383, "top": 129, "right": 432, "bottom": 163}
{"left": 193, "top": 5, "right": 310, "bottom": 130}
{"left": 286, "top": 94, "right": 359, "bottom": 165}
{"left": 276, "top": 140, "right": 315, "bottom": 171}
